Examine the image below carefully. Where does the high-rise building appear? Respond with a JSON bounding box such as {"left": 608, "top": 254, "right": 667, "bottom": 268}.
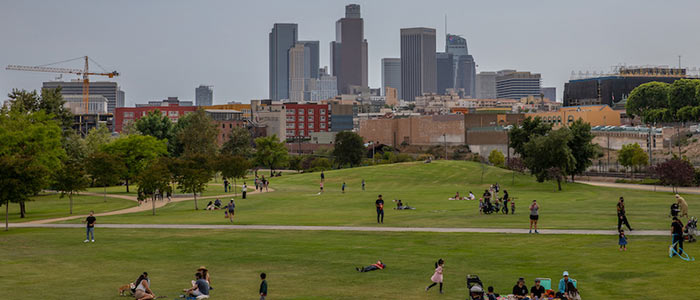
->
{"left": 195, "top": 85, "right": 213, "bottom": 106}
{"left": 541, "top": 87, "right": 556, "bottom": 102}
{"left": 299, "top": 41, "right": 320, "bottom": 79}
{"left": 269, "top": 23, "right": 298, "bottom": 100}
{"left": 381, "top": 58, "right": 401, "bottom": 98}
{"left": 436, "top": 52, "right": 454, "bottom": 95}
{"left": 330, "top": 4, "right": 368, "bottom": 94}
{"left": 476, "top": 72, "right": 497, "bottom": 99}
{"left": 316, "top": 67, "right": 338, "bottom": 101}
{"left": 288, "top": 43, "right": 307, "bottom": 102}
{"left": 495, "top": 70, "right": 541, "bottom": 100}
{"left": 43, "top": 81, "right": 123, "bottom": 113}
{"left": 444, "top": 34, "right": 476, "bottom": 98}
{"left": 117, "top": 90, "right": 125, "bottom": 108}
{"left": 400, "top": 27, "right": 436, "bottom": 101}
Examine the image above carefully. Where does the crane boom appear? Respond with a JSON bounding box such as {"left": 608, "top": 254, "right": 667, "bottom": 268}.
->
{"left": 6, "top": 56, "right": 119, "bottom": 114}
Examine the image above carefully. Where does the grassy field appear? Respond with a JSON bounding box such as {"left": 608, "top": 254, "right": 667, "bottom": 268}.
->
{"left": 75, "top": 161, "right": 699, "bottom": 230}
{"left": 4, "top": 193, "right": 135, "bottom": 223}
{"left": 0, "top": 228, "right": 697, "bottom": 299}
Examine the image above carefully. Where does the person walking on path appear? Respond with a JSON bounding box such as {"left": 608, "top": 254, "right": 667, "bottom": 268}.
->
{"left": 242, "top": 183, "right": 247, "bottom": 199}
{"left": 671, "top": 216, "right": 685, "bottom": 256}
{"left": 676, "top": 194, "right": 689, "bottom": 218}
{"left": 82, "top": 211, "right": 96, "bottom": 242}
{"left": 425, "top": 259, "right": 444, "bottom": 294}
{"left": 529, "top": 200, "right": 539, "bottom": 234}
{"left": 259, "top": 273, "right": 268, "bottom": 300}
{"left": 226, "top": 199, "right": 235, "bottom": 223}
{"left": 376, "top": 195, "right": 385, "bottom": 224}
{"left": 617, "top": 197, "right": 633, "bottom": 231}
{"left": 223, "top": 178, "right": 229, "bottom": 193}
{"left": 342, "top": 182, "right": 346, "bottom": 193}
{"left": 618, "top": 229, "right": 628, "bottom": 251}
{"left": 362, "top": 179, "right": 365, "bottom": 191}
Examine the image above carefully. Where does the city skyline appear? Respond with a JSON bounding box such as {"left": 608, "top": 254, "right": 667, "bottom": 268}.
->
{"left": 2, "top": 0, "right": 700, "bottom": 106}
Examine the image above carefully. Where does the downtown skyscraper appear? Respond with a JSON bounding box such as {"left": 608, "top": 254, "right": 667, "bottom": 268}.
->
{"left": 330, "top": 4, "right": 368, "bottom": 94}
{"left": 269, "top": 23, "right": 298, "bottom": 100}
{"left": 437, "top": 34, "right": 476, "bottom": 97}
{"left": 401, "top": 27, "right": 436, "bottom": 101}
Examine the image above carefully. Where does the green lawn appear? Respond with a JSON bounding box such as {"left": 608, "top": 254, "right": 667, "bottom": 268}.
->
{"left": 0, "top": 228, "right": 697, "bottom": 299}
{"left": 4, "top": 193, "right": 136, "bottom": 223}
{"left": 75, "top": 161, "right": 699, "bottom": 230}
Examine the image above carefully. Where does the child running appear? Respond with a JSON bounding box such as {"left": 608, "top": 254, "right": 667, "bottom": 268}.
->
{"left": 425, "top": 259, "right": 444, "bottom": 294}
{"left": 619, "top": 229, "right": 628, "bottom": 251}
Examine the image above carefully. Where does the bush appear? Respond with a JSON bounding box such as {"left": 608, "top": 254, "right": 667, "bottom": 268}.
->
{"left": 417, "top": 154, "right": 433, "bottom": 161}
{"left": 395, "top": 153, "right": 414, "bottom": 163}
{"left": 614, "top": 178, "right": 661, "bottom": 185}
{"left": 310, "top": 157, "right": 331, "bottom": 172}
{"left": 488, "top": 149, "right": 505, "bottom": 168}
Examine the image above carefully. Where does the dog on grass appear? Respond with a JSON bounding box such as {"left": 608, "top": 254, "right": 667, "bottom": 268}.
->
{"left": 118, "top": 283, "right": 134, "bottom": 296}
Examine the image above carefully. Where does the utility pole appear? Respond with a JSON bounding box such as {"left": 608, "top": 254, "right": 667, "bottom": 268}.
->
{"left": 443, "top": 133, "right": 447, "bottom": 160}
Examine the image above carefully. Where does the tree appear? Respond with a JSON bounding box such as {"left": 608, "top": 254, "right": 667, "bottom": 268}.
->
{"left": 86, "top": 151, "right": 125, "bottom": 201}
{"left": 523, "top": 128, "right": 575, "bottom": 191}
{"left": 221, "top": 126, "right": 253, "bottom": 158}
{"left": 288, "top": 155, "right": 304, "bottom": 173}
{"left": 218, "top": 154, "right": 251, "bottom": 195}
{"left": 654, "top": 158, "right": 695, "bottom": 192}
{"left": 84, "top": 124, "right": 113, "bottom": 156}
{"left": 509, "top": 116, "right": 551, "bottom": 155}
{"left": 506, "top": 157, "right": 526, "bottom": 173}
{"left": 0, "top": 110, "right": 64, "bottom": 230}
{"left": 254, "top": 135, "right": 289, "bottom": 176}
{"left": 618, "top": 143, "right": 648, "bottom": 174}
{"left": 333, "top": 131, "right": 365, "bottom": 167}
{"left": 53, "top": 159, "right": 89, "bottom": 214}
{"left": 668, "top": 79, "right": 700, "bottom": 115}
{"left": 172, "top": 109, "right": 218, "bottom": 157}
{"left": 567, "top": 119, "right": 599, "bottom": 181}
{"left": 173, "top": 153, "right": 214, "bottom": 210}
{"left": 7, "top": 87, "right": 73, "bottom": 131}
{"left": 135, "top": 109, "right": 174, "bottom": 141}
{"left": 488, "top": 149, "right": 505, "bottom": 168}
{"left": 135, "top": 157, "right": 172, "bottom": 215}
{"left": 626, "top": 82, "right": 670, "bottom": 120}
{"left": 102, "top": 135, "right": 168, "bottom": 192}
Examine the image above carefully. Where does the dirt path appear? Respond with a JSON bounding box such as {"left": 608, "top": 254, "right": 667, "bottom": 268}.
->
{"left": 578, "top": 181, "right": 700, "bottom": 195}
{"left": 7, "top": 223, "right": 670, "bottom": 236}
{"left": 26, "top": 188, "right": 273, "bottom": 224}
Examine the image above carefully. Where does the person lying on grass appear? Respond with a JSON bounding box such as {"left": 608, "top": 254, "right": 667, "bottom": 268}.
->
{"left": 393, "top": 199, "right": 415, "bottom": 210}
{"left": 356, "top": 260, "right": 386, "bottom": 272}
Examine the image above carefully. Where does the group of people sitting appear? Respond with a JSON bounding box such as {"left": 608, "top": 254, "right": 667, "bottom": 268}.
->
{"left": 125, "top": 267, "right": 212, "bottom": 300}
{"left": 470, "top": 271, "right": 580, "bottom": 300}
{"left": 393, "top": 199, "right": 415, "bottom": 210}
{"left": 449, "top": 191, "right": 476, "bottom": 201}
{"left": 206, "top": 199, "right": 223, "bottom": 210}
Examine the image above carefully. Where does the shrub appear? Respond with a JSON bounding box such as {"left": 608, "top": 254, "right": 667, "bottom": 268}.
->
{"left": 488, "top": 149, "right": 505, "bottom": 168}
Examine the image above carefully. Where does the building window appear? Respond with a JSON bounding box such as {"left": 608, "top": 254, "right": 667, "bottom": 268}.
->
{"left": 287, "top": 109, "right": 295, "bottom": 114}
{"left": 222, "top": 124, "right": 225, "bottom": 128}
{"left": 320, "top": 123, "right": 326, "bottom": 129}
{"left": 320, "top": 109, "right": 326, "bottom": 114}
{"left": 169, "top": 111, "right": 179, "bottom": 117}
{"left": 161, "top": 111, "right": 167, "bottom": 116}
{"left": 124, "top": 112, "right": 134, "bottom": 118}
{"left": 286, "top": 123, "right": 295, "bottom": 129}
{"left": 308, "top": 123, "right": 314, "bottom": 129}
{"left": 299, "top": 116, "right": 304, "bottom": 122}
{"left": 308, "top": 116, "right": 314, "bottom": 122}
{"left": 300, "top": 130, "right": 305, "bottom": 136}
{"left": 286, "top": 130, "right": 294, "bottom": 135}
{"left": 308, "top": 109, "right": 314, "bottom": 114}
{"left": 229, "top": 124, "right": 232, "bottom": 128}
{"left": 320, "top": 116, "right": 326, "bottom": 121}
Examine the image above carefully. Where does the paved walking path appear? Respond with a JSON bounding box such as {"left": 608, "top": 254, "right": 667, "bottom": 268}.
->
{"left": 25, "top": 188, "right": 273, "bottom": 225}
{"left": 7, "top": 223, "right": 669, "bottom": 236}
{"left": 578, "top": 181, "right": 700, "bottom": 195}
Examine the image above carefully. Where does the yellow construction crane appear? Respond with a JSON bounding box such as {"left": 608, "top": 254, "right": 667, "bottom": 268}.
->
{"left": 6, "top": 56, "right": 119, "bottom": 114}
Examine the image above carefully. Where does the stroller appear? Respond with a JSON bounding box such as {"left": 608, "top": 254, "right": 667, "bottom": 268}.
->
{"left": 483, "top": 199, "right": 498, "bottom": 214}
{"left": 467, "top": 274, "right": 484, "bottom": 300}
{"left": 686, "top": 217, "right": 698, "bottom": 243}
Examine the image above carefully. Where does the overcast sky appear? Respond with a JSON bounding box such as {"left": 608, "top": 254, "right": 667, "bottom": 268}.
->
{"left": 2, "top": 0, "right": 699, "bottom": 106}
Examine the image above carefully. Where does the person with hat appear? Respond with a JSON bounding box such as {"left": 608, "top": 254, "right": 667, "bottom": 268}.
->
{"left": 557, "top": 271, "right": 574, "bottom": 299}
{"left": 512, "top": 277, "right": 530, "bottom": 299}
{"left": 197, "top": 266, "right": 211, "bottom": 287}
{"left": 675, "top": 194, "right": 689, "bottom": 218}
{"left": 530, "top": 279, "right": 545, "bottom": 300}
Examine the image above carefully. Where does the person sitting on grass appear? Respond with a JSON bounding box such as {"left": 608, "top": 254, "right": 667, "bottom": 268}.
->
{"left": 184, "top": 272, "right": 209, "bottom": 298}
{"left": 455, "top": 191, "right": 461, "bottom": 200}
{"left": 206, "top": 201, "right": 215, "bottom": 210}
{"left": 565, "top": 281, "right": 581, "bottom": 300}
{"left": 214, "top": 199, "right": 222, "bottom": 209}
{"left": 557, "top": 271, "right": 574, "bottom": 299}
{"left": 530, "top": 279, "right": 545, "bottom": 300}
{"left": 468, "top": 191, "right": 475, "bottom": 201}
{"left": 356, "top": 260, "right": 386, "bottom": 272}
{"left": 133, "top": 272, "right": 154, "bottom": 300}
{"left": 486, "top": 286, "right": 498, "bottom": 300}
{"left": 512, "top": 277, "right": 530, "bottom": 300}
